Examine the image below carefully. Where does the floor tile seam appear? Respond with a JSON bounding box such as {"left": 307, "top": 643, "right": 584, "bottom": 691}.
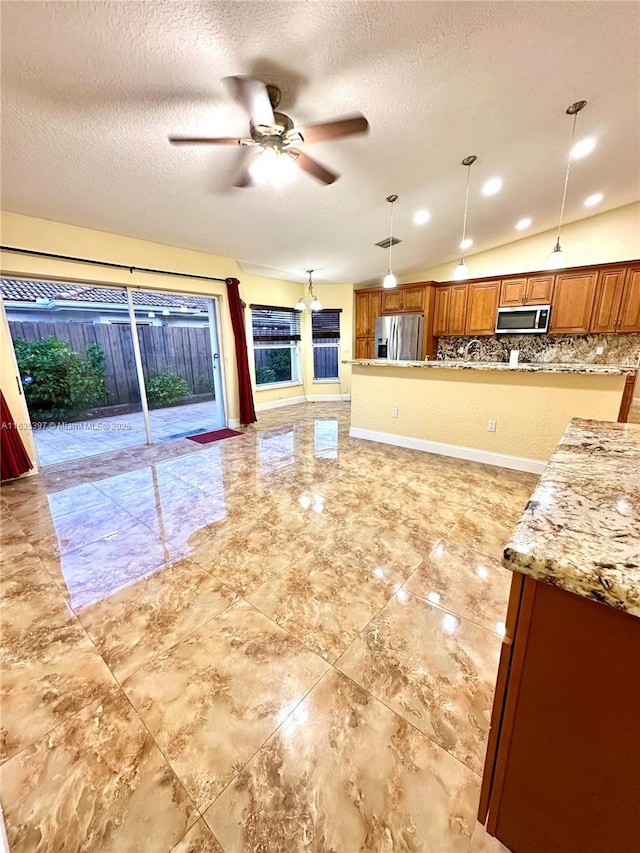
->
{"left": 94, "top": 591, "right": 242, "bottom": 684}
{"left": 113, "top": 676, "right": 205, "bottom": 829}
{"left": 329, "top": 663, "right": 486, "bottom": 784}
{"left": 239, "top": 597, "right": 335, "bottom": 666}
{"left": 198, "top": 664, "right": 336, "bottom": 821}
{"left": 398, "top": 573, "right": 510, "bottom": 640}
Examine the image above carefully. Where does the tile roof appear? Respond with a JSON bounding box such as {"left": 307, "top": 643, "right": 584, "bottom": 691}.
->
{"left": 0, "top": 278, "right": 209, "bottom": 310}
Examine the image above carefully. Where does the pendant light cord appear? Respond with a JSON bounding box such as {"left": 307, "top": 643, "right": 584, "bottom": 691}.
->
{"left": 556, "top": 110, "right": 579, "bottom": 245}
{"left": 460, "top": 164, "right": 471, "bottom": 262}
{"left": 388, "top": 200, "right": 395, "bottom": 272}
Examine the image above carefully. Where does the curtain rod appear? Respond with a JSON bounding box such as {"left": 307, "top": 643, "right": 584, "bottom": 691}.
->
{"left": 0, "top": 245, "right": 228, "bottom": 284}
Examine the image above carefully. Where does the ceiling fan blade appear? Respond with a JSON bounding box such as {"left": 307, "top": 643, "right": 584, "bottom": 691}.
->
{"left": 288, "top": 149, "right": 338, "bottom": 185}
{"left": 169, "top": 136, "right": 243, "bottom": 145}
{"left": 232, "top": 150, "right": 261, "bottom": 188}
{"left": 295, "top": 114, "right": 369, "bottom": 144}
{"left": 223, "top": 76, "right": 275, "bottom": 127}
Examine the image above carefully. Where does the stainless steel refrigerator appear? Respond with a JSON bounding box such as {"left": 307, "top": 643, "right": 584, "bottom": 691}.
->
{"left": 374, "top": 314, "right": 424, "bottom": 360}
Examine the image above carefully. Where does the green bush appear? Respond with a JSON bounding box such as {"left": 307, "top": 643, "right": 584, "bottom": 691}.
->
{"left": 255, "top": 365, "right": 277, "bottom": 385}
{"left": 13, "top": 336, "right": 108, "bottom": 422}
{"left": 145, "top": 370, "right": 191, "bottom": 409}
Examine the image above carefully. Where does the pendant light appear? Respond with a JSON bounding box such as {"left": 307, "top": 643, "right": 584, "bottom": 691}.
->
{"left": 382, "top": 194, "right": 398, "bottom": 288}
{"left": 294, "top": 269, "right": 323, "bottom": 312}
{"left": 452, "top": 155, "right": 477, "bottom": 280}
{"left": 546, "top": 100, "right": 587, "bottom": 269}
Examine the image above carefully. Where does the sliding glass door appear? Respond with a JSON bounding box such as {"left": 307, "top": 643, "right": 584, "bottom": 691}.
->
{"left": 2, "top": 277, "right": 226, "bottom": 465}
{"left": 130, "top": 290, "right": 225, "bottom": 442}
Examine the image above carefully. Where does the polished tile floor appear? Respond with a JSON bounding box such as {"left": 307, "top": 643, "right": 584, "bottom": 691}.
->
{"left": 0, "top": 403, "right": 538, "bottom": 852}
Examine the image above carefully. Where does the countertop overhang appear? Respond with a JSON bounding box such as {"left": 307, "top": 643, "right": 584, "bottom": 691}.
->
{"left": 345, "top": 359, "right": 637, "bottom": 376}
{"left": 503, "top": 418, "right": 640, "bottom": 618}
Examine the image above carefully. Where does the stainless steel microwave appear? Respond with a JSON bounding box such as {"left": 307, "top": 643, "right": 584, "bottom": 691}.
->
{"left": 495, "top": 305, "right": 551, "bottom": 334}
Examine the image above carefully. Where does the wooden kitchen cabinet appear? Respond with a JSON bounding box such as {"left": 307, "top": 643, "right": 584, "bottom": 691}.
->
{"left": 549, "top": 272, "right": 597, "bottom": 334}
{"left": 526, "top": 275, "right": 554, "bottom": 304}
{"left": 499, "top": 278, "right": 527, "bottom": 306}
{"left": 618, "top": 267, "right": 640, "bottom": 332}
{"left": 381, "top": 284, "right": 426, "bottom": 314}
{"left": 355, "top": 290, "right": 381, "bottom": 337}
{"left": 500, "top": 276, "right": 553, "bottom": 306}
{"left": 591, "top": 268, "right": 627, "bottom": 333}
{"left": 433, "top": 284, "right": 468, "bottom": 335}
{"left": 466, "top": 280, "right": 500, "bottom": 335}
{"left": 354, "top": 336, "right": 374, "bottom": 359}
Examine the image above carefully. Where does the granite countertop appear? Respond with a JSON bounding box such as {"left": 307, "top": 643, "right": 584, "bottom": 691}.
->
{"left": 345, "top": 359, "right": 637, "bottom": 375}
{"left": 503, "top": 418, "right": 640, "bottom": 618}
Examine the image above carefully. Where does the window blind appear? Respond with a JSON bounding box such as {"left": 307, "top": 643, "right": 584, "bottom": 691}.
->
{"left": 250, "top": 306, "right": 301, "bottom": 342}
{"left": 311, "top": 309, "right": 342, "bottom": 340}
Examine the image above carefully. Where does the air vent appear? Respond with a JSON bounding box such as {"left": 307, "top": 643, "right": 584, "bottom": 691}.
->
{"left": 375, "top": 237, "right": 401, "bottom": 249}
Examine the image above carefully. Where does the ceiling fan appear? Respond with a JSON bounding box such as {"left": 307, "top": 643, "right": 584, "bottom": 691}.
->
{"left": 169, "top": 76, "right": 369, "bottom": 188}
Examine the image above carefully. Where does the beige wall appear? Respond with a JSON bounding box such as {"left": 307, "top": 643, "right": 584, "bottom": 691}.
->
{"left": 402, "top": 202, "right": 640, "bottom": 283}
{"left": 0, "top": 211, "right": 353, "bottom": 440}
{"left": 350, "top": 365, "right": 625, "bottom": 464}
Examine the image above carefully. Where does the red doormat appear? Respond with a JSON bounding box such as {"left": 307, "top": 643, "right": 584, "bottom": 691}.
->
{"left": 186, "top": 428, "right": 244, "bottom": 444}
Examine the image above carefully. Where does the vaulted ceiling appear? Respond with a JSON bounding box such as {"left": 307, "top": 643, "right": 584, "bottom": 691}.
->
{"left": 1, "top": 1, "right": 639, "bottom": 285}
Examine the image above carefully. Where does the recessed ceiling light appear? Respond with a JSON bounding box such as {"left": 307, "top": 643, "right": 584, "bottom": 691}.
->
{"left": 571, "top": 137, "right": 596, "bottom": 159}
{"left": 584, "top": 192, "right": 603, "bottom": 207}
{"left": 413, "top": 209, "right": 430, "bottom": 225}
{"left": 482, "top": 177, "right": 502, "bottom": 196}
{"left": 515, "top": 217, "right": 532, "bottom": 231}
{"left": 459, "top": 238, "right": 473, "bottom": 250}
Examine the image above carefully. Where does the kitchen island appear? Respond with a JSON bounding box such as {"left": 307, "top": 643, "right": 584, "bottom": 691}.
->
{"left": 346, "top": 359, "right": 636, "bottom": 470}
{"left": 478, "top": 418, "right": 640, "bottom": 853}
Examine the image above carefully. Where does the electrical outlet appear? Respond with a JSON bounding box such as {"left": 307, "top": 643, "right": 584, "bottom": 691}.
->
{"left": 487, "top": 419, "right": 497, "bottom": 432}
{"left": 391, "top": 407, "right": 398, "bottom": 418}
{"left": 596, "top": 346, "right": 604, "bottom": 355}
{"left": 458, "top": 346, "right": 465, "bottom": 355}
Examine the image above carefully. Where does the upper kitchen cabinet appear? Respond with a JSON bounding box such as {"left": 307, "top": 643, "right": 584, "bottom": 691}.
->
{"left": 618, "top": 266, "right": 640, "bottom": 332}
{"left": 381, "top": 284, "right": 427, "bottom": 314}
{"left": 591, "top": 269, "right": 627, "bottom": 333}
{"left": 550, "top": 272, "right": 597, "bottom": 334}
{"left": 466, "top": 280, "right": 501, "bottom": 335}
{"left": 355, "top": 290, "right": 381, "bottom": 337}
{"left": 433, "top": 284, "right": 468, "bottom": 335}
{"left": 499, "top": 276, "right": 554, "bottom": 306}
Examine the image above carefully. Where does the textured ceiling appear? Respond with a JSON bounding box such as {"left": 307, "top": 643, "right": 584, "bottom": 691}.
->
{"left": 1, "top": 1, "right": 639, "bottom": 285}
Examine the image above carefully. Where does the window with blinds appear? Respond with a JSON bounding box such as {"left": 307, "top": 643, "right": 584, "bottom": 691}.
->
{"left": 250, "top": 305, "right": 301, "bottom": 386}
{"left": 311, "top": 309, "right": 341, "bottom": 381}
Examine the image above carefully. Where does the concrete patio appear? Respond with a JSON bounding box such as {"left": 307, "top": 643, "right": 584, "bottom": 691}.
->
{"left": 32, "top": 400, "right": 225, "bottom": 466}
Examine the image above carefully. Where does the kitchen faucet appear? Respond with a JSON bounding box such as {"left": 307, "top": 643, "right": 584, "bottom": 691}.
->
{"left": 463, "top": 338, "right": 482, "bottom": 362}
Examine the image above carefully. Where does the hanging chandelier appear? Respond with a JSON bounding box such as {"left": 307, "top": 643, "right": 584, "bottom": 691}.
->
{"left": 546, "top": 100, "right": 588, "bottom": 269}
{"left": 452, "top": 155, "right": 477, "bottom": 280}
{"left": 294, "top": 269, "right": 323, "bottom": 312}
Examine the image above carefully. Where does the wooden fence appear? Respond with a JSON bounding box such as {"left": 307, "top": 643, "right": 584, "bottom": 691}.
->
{"left": 9, "top": 321, "right": 214, "bottom": 406}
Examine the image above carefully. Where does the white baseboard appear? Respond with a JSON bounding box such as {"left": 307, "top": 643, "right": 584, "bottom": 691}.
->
{"left": 228, "top": 418, "right": 241, "bottom": 428}
{"left": 349, "top": 426, "right": 546, "bottom": 474}
{"left": 255, "top": 394, "right": 350, "bottom": 412}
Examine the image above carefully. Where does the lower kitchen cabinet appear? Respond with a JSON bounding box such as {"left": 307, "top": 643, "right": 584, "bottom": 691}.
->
{"left": 466, "top": 280, "right": 500, "bottom": 335}
{"left": 354, "top": 336, "right": 374, "bottom": 359}
{"left": 479, "top": 574, "right": 640, "bottom": 853}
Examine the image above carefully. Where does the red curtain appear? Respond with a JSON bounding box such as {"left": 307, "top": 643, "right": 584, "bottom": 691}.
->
{"left": 226, "top": 277, "right": 257, "bottom": 426}
{"left": 1, "top": 390, "right": 33, "bottom": 481}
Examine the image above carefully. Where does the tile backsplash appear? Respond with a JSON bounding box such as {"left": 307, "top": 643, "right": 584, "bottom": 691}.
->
{"left": 437, "top": 334, "right": 640, "bottom": 366}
